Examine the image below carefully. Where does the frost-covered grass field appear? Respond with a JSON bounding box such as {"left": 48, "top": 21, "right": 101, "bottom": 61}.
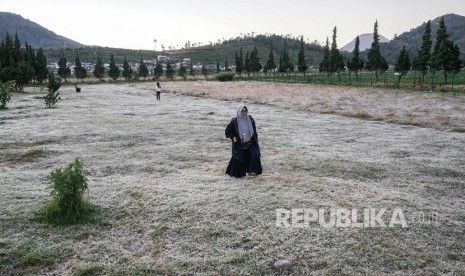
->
{"left": 0, "top": 82, "right": 464, "bottom": 275}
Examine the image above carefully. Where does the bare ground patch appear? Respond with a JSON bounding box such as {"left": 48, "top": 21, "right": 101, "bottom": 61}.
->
{"left": 0, "top": 83, "right": 464, "bottom": 275}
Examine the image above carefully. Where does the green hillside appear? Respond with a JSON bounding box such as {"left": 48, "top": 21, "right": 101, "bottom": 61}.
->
{"left": 43, "top": 34, "right": 325, "bottom": 67}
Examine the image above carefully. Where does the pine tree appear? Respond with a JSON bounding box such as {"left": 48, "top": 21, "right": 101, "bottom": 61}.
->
{"left": 412, "top": 20, "right": 432, "bottom": 86}
{"left": 235, "top": 48, "right": 244, "bottom": 76}
{"left": 165, "top": 62, "right": 175, "bottom": 79}
{"left": 138, "top": 58, "right": 149, "bottom": 79}
{"left": 35, "top": 48, "right": 48, "bottom": 84}
{"left": 347, "top": 36, "right": 364, "bottom": 83}
{"left": 57, "top": 50, "right": 71, "bottom": 82}
{"left": 224, "top": 58, "right": 230, "bottom": 71}
{"left": 122, "top": 56, "right": 133, "bottom": 80}
{"left": 74, "top": 50, "right": 87, "bottom": 82}
{"left": 189, "top": 61, "right": 195, "bottom": 78}
{"left": 154, "top": 63, "right": 163, "bottom": 80}
{"left": 319, "top": 37, "right": 330, "bottom": 75}
{"left": 216, "top": 59, "right": 221, "bottom": 73}
{"left": 250, "top": 46, "right": 261, "bottom": 75}
{"left": 179, "top": 60, "right": 187, "bottom": 79}
{"left": 244, "top": 51, "right": 251, "bottom": 76}
{"left": 282, "top": 41, "right": 290, "bottom": 74}
{"left": 264, "top": 44, "right": 276, "bottom": 75}
{"left": 394, "top": 46, "right": 411, "bottom": 87}
{"left": 278, "top": 56, "right": 285, "bottom": 73}
{"left": 297, "top": 36, "right": 308, "bottom": 75}
{"left": 93, "top": 57, "right": 105, "bottom": 80}
{"left": 108, "top": 53, "right": 120, "bottom": 81}
{"left": 365, "top": 20, "right": 388, "bottom": 81}
{"left": 44, "top": 73, "right": 61, "bottom": 108}
{"left": 201, "top": 63, "right": 208, "bottom": 80}
{"left": 431, "top": 16, "right": 462, "bottom": 85}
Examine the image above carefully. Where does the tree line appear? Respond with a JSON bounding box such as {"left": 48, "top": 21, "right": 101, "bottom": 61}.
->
{"left": 234, "top": 17, "right": 463, "bottom": 88}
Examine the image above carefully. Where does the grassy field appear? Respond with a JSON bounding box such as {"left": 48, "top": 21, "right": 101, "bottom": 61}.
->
{"left": 1, "top": 82, "right": 464, "bottom": 275}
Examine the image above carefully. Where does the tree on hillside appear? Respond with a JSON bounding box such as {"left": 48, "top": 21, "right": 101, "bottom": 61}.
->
{"left": 138, "top": 58, "right": 149, "bottom": 79}
{"left": 365, "top": 20, "right": 388, "bottom": 81}
{"left": 394, "top": 46, "right": 411, "bottom": 87}
{"left": 108, "top": 53, "right": 120, "bottom": 81}
{"left": 122, "top": 56, "right": 133, "bottom": 80}
{"left": 235, "top": 48, "right": 244, "bottom": 77}
{"left": 297, "top": 36, "right": 308, "bottom": 75}
{"left": 346, "top": 36, "right": 364, "bottom": 83}
{"left": 74, "top": 50, "right": 87, "bottom": 82}
{"left": 57, "top": 49, "right": 71, "bottom": 83}
{"left": 154, "top": 63, "right": 163, "bottom": 80}
{"left": 264, "top": 44, "right": 276, "bottom": 75}
{"left": 35, "top": 48, "right": 48, "bottom": 84}
{"left": 319, "top": 37, "right": 330, "bottom": 76}
{"left": 412, "top": 20, "right": 432, "bottom": 87}
{"left": 93, "top": 57, "right": 105, "bottom": 81}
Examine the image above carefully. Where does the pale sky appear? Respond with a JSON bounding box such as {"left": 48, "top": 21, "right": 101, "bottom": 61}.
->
{"left": 2, "top": 0, "right": 465, "bottom": 50}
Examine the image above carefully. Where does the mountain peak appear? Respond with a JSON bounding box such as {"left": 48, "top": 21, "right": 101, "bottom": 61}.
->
{"left": 341, "top": 33, "right": 390, "bottom": 53}
{"left": 0, "top": 12, "right": 84, "bottom": 49}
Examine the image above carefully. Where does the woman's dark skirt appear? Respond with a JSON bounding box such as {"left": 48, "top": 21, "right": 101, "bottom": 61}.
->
{"left": 226, "top": 143, "right": 262, "bottom": 178}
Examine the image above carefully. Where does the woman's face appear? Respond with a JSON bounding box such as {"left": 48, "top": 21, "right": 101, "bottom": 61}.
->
{"left": 241, "top": 107, "right": 247, "bottom": 118}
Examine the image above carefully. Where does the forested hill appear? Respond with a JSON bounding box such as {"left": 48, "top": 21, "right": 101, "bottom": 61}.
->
{"left": 0, "top": 12, "right": 84, "bottom": 49}
{"left": 379, "top": 13, "right": 465, "bottom": 64}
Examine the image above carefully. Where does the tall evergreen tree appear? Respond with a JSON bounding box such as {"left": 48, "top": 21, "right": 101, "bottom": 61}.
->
{"left": 122, "top": 56, "right": 133, "bottom": 80}
{"left": 365, "top": 20, "right": 388, "bottom": 81}
{"left": 179, "top": 60, "right": 187, "bottom": 79}
{"left": 153, "top": 63, "right": 163, "bottom": 80}
{"left": 216, "top": 59, "right": 221, "bottom": 73}
{"left": 201, "top": 63, "right": 208, "bottom": 79}
{"left": 74, "top": 50, "right": 87, "bottom": 82}
{"left": 264, "top": 44, "right": 276, "bottom": 75}
{"left": 319, "top": 37, "right": 330, "bottom": 75}
{"left": 57, "top": 49, "right": 71, "bottom": 82}
{"left": 394, "top": 46, "right": 411, "bottom": 87}
{"left": 431, "top": 16, "right": 462, "bottom": 85}
{"left": 329, "top": 27, "right": 345, "bottom": 81}
{"left": 250, "top": 46, "right": 262, "bottom": 75}
{"left": 93, "top": 57, "right": 105, "bottom": 80}
{"left": 189, "top": 61, "right": 195, "bottom": 78}
{"left": 138, "top": 58, "right": 149, "bottom": 79}
{"left": 412, "top": 20, "right": 432, "bottom": 86}
{"left": 347, "top": 36, "right": 364, "bottom": 83}
{"left": 165, "top": 62, "right": 175, "bottom": 79}
{"left": 244, "top": 51, "right": 251, "bottom": 76}
{"left": 282, "top": 41, "right": 290, "bottom": 73}
{"left": 235, "top": 48, "right": 244, "bottom": 76}
{"left": 278, "top": 56, "right": 285, "bottom": 73}
{"left": 108, "top": 53, "right": 120, "bottom": 81}
{"left": 297, "top": 36, "right": 308, "bottom": 75}
{"left": 34, "top": 48, "right": 48, "bottom": 84}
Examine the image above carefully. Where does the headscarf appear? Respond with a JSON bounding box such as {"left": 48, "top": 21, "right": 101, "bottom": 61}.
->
{"left": 236, "top": 104, "right": 254, "bottom": 142}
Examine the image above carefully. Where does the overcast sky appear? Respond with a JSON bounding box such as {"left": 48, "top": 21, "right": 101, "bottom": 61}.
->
{"left": 2, "top": 0, "right": 465, "bottom": 50}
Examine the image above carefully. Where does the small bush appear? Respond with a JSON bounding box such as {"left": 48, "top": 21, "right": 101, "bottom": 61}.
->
{"left": 35, "top": 158, "right": 98, "bottom": 225}
{"left": 215, "top": 71, "right": 235, "bottom": 82}
{"left": 43, "top": 73, "right": 61, "bottom": 108}
{"left": 0, "top": 80, "right": 15, "bottom": 109}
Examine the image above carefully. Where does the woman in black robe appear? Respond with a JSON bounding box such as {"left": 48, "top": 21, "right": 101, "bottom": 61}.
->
{"left": 225, "top": 104, "right": 262, "bottom": 178}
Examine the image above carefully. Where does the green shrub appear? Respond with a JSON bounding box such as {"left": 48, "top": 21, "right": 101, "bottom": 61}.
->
{"left": 215, "top": 71, "right": 235, "bottom": 82}
{"left": 43, "top": 73, "right": 61, "bottom": 108}
{"left": 36, "top": 158, "right": 98, "bottom": 225}
{"left": 0, "top": 80, "right": 15, "bottom": 109}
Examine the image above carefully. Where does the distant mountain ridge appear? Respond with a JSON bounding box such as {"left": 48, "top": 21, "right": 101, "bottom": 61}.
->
{"left": 0, "top": 12, "right": 84, "bottom": 49}
{"left": 341, "top": 33, "right": 390, "bottom": 53}
{"left": 380, "top": 13, "right": 465, "bottom": 64}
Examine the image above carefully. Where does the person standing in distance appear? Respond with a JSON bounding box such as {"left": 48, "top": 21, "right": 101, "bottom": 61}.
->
{"left": 156, "top": 82, "right": 161, "bottom": 100}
